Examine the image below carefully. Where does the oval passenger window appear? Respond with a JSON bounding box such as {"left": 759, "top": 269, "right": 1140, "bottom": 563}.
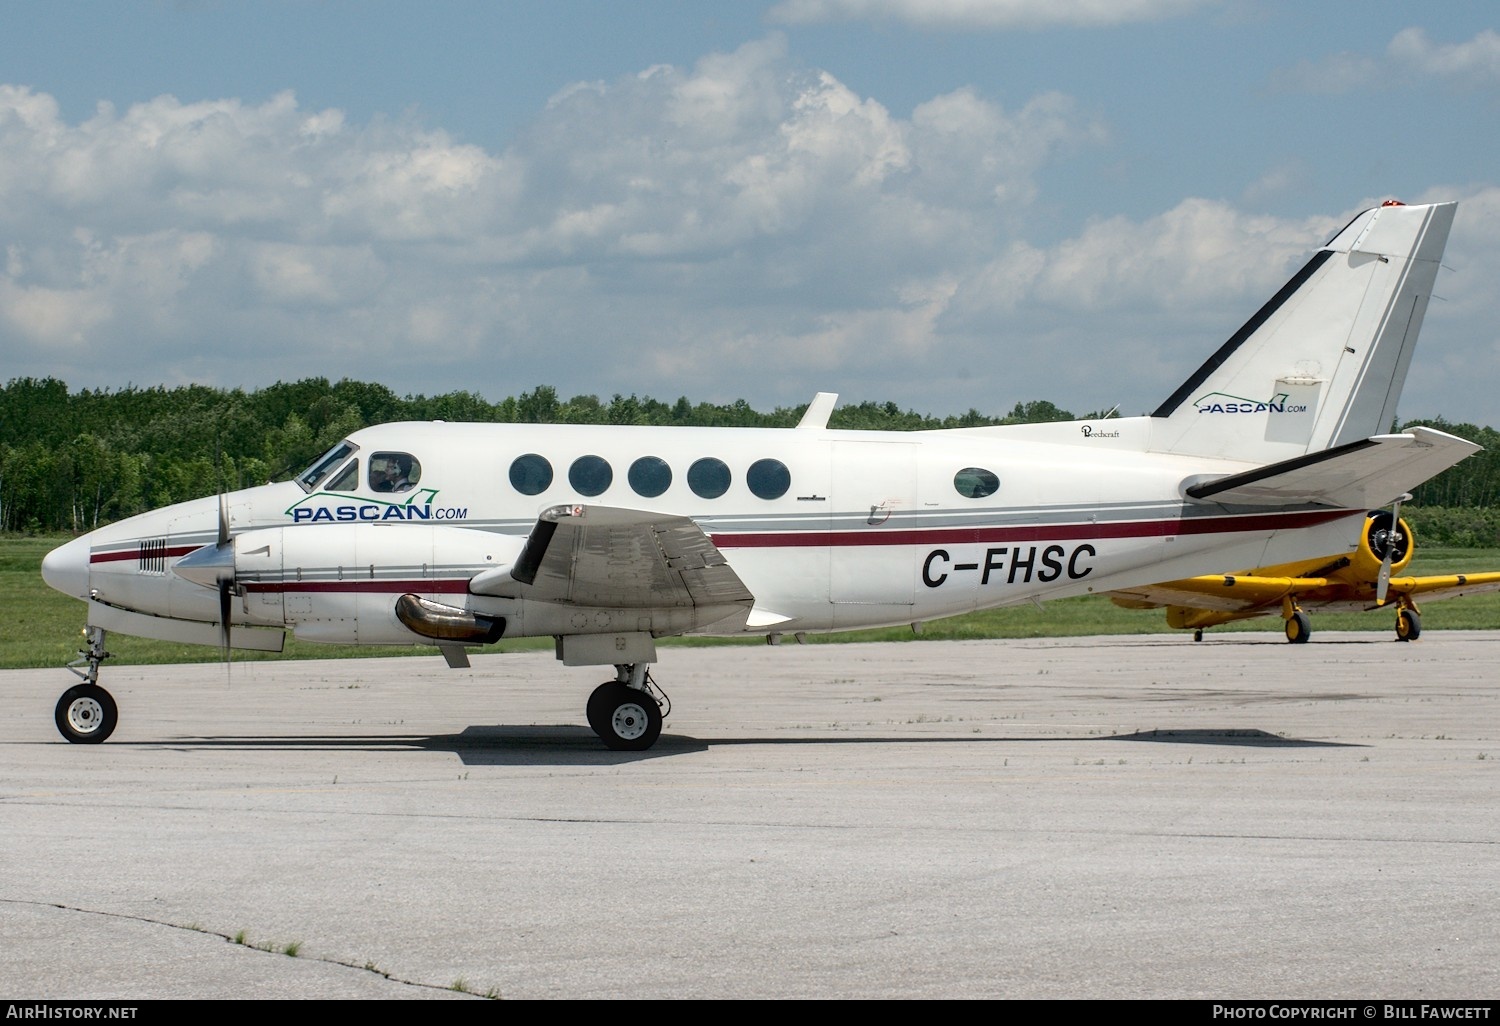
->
{"left": 953, "top": 467, "right": 999, "bottom": 498}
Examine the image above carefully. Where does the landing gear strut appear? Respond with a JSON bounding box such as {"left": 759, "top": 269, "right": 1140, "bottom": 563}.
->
{"left": 586, "top": 663, "right": 666, "bottom": 751}
{"left": 57, "top": 626, "right": 118, "bottom": 744}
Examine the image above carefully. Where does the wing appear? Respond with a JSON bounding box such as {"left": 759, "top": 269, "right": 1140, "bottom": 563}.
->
{"left": 470, "top": 504, "right": 756, "bottom": 612}
{"left": 1380, "top": 571, "right": 1500, "bottom": 604}
{"left": 1184, "top": 427, "right": 1478, "bottom": 509}
{"left": 1109, "top": 574, "right": 1325, "bottom": 615}
{"left": 1112, "top": 569, "right": 1500, "bottom": 619}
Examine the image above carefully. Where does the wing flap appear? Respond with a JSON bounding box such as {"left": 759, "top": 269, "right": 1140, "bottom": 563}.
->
{"left": 469, "top": 504, "right": 755, "bottom": 612}
{"left": 1184, "top": 427, "right": 1478, "bottom": 508}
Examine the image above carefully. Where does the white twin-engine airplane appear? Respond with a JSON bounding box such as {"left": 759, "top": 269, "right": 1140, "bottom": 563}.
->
{"left": 41, "top": 200, "right": 1476, "bottom": 750}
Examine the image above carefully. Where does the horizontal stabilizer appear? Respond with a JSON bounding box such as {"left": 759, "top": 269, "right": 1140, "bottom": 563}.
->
{"left": 1184, "top": 427, "right": 1477, "bottom": 508}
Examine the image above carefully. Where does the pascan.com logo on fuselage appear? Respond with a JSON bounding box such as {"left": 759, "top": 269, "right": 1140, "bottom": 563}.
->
{"left": 285, "top": 489, "right": 470, "bottom": 523}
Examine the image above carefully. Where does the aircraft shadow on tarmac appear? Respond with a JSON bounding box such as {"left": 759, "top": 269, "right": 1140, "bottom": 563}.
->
{"left": 1103, "top": 728, "right": 1360, "bottom": 748}
{"left": 110, "top": 722, "right": 1360, "bottom": 765}
{"left": 1067, "top": 636, "right": 1412, "bottom": 647}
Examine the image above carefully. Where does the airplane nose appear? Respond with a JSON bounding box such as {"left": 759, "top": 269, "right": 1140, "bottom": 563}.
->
{"left": 41, "top": 536, "right": 92, "bottom": 599}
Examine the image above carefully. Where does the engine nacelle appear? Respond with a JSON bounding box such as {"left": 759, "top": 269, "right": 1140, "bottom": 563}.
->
{"left": 179, "top": 522, "right": 523, "bottom": 645}
{"left": 1348, "top": 511, "right": 1413, "bottom": 580}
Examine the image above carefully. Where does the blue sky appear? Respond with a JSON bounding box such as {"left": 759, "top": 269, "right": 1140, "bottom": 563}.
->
{"left": 3, "top": 0, "right": 1497, "bottom": 423}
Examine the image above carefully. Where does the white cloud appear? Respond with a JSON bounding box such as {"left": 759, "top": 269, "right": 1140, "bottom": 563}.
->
{"left": 0, "top": 39, "right": 1494, "bottom": 424}
{"left": 0, "top": 278, "right": 111, "bottom": 350}
{"left": 1, "top": 36, "right": 1114, "bottom": 407}
{"left": 1274, "top": 27, "right": 1500, "bottom": 93}
{"left": 767, "top": 0, "right": 1213, "bottom": 30}
{"left": 1388, "top": 26, "right": 1500, "bottom": 83}
{"left": 1241, "top": 160, "right": 1311, "bottom": 206}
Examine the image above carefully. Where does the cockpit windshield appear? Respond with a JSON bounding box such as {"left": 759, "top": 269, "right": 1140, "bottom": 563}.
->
{"left": 296, "top": 441, "right": 359, "bottom": 492}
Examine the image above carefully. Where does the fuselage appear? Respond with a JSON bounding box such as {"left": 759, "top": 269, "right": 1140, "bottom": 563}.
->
{"left": 41, "top": 417, "right": 1368, "bottom": 650}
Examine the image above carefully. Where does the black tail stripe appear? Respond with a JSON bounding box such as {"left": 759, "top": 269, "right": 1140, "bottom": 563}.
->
{"left": 1152, "top": 248, "right": 1334, "bottom": 418}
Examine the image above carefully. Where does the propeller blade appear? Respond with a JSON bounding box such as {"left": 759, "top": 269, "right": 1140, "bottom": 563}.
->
{"left": 217, "top": 489, "right": 234, "bottom": 662}
{"left": 1376, "top": 497, "right": 1403, "bottom": 606}
{"left": 172, "top": 492, "right": 238, "bottom": 667}
{"left": 218, "top": 578, "right": 234, "bottom": 657}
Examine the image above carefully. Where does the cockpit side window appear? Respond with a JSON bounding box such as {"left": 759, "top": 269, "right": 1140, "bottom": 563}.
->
{"left": 327, "top": 461, "right": 359, "bottom": 493}
{"left": 370, "top": 452, "right": 422, "bottom": 493}
{"left": 296, "top": 441, "right": 359, "bottom": 492}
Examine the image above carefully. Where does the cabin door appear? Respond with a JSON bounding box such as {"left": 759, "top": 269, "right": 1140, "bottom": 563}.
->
{"left": 829, "top": 441, "right": 917, "bottom": 606}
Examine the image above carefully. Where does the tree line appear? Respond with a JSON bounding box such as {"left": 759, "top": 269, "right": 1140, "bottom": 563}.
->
{"left": 1, "top": 377, "right": 1494, "bottom": 544}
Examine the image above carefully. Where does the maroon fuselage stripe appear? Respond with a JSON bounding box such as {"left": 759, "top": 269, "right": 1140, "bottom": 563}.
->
{"left": 91, "top": 545, "right": 199, "bottom": 564}
{"left": 240, "top": 580, "right": 472, "bottom": 594}
{"left": 85, "top": 510, "right": 1356, "bottom": 591}
{"left": 710, "top": 508, "right": 1353, "bottom": 548}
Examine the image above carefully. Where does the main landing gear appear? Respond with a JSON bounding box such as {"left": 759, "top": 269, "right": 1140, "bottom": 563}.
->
{"left": 1395, "top": 604, "right": 1422, "bottom": 642}
{"left": 56, "top": 626, "right": 118, "bottom": 744}
{"left": 586, "top": 664, "right": 667, "bottom": 751}
{"left": 1280, "top": 598, "right": 1311, "bottom": 644}
{"left": 1284, "top": 609, "right": 1312, "bottom": 644}
{"left": 1276, "top": 599, "right": 1422, "bottom": 644}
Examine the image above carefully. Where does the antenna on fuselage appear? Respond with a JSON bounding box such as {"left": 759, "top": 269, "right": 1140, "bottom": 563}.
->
{"left": 797, "top": 393, "right": 838, "bottom": 430}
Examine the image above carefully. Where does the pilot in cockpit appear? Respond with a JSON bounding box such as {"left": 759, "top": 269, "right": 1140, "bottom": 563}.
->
{"left": 371, "top": 453, "right": 418, "bottom": 493}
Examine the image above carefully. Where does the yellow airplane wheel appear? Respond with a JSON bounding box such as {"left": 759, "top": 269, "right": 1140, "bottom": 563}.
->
{"left": 1285, "top": 611, "right": 1311, "bottom": 644}
{"left": 1396, "top": 609, "right": 1421, "bottom": 642}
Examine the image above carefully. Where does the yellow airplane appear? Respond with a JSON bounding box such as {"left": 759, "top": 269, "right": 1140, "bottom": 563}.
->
{"left": 1108, "top": 510, "right": 1500, "bottom": 643}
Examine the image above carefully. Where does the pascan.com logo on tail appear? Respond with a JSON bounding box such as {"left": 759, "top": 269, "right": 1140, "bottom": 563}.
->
{"left": 1193, "top": 391, "right": 1306, "bottom": 415}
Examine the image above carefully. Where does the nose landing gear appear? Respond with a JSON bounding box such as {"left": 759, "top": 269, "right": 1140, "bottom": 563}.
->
{"left": 57, "top": 626, "right": 118, "bottom": 744}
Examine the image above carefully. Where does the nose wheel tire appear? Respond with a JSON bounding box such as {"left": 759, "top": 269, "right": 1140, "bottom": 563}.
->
{"left": 55, "top": 684, "right": 118, "bottom": 744}
{"left": 587, "top": 682, "right": 662, "bottom": 751}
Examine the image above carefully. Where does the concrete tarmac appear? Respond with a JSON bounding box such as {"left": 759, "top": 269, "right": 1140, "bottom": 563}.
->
{"left": 2, "top": 632, "right": 1497, "bottom": 1000}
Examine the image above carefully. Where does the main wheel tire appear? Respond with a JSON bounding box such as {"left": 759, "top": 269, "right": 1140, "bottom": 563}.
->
{"left": 592, "top": 683, "right": 662, "bottom": 752}
{"left": 585, "top": 681, "right": 616, "bottom": 736}
{"left": 1285, "top": 611, "right": 1311, "bottom": 644}
{"left": 55, "top": 684, "right": 118, "bottom": 744}
{"left": 1396, "top": 609, "right": 1422, "bottom": 642}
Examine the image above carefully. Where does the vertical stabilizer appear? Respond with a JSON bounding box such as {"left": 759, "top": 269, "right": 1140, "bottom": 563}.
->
{"left": 1149, "top": 201, "right": 1455, "bottom": 463}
